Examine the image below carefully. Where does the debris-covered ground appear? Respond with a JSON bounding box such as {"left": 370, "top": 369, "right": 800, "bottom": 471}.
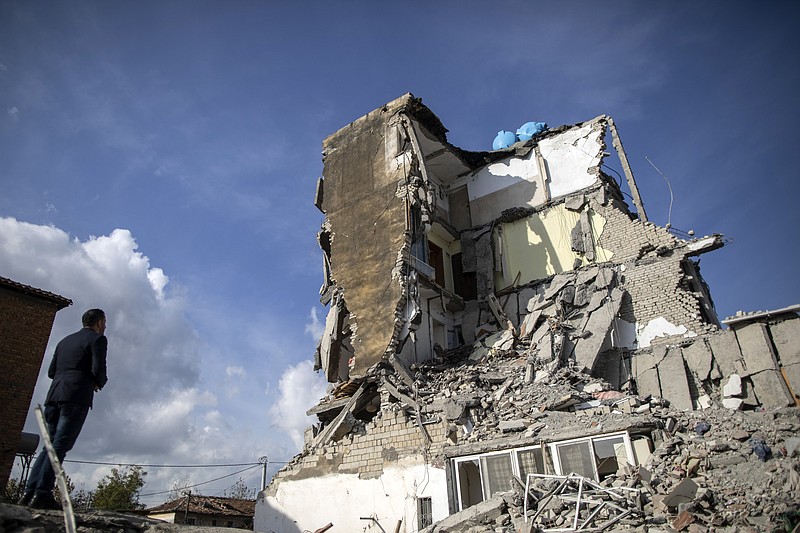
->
{"left": 400, "top": 345, "right": 800, "bottom": 532}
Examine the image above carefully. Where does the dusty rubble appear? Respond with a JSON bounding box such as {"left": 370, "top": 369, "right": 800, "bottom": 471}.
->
{"left": 398, "top": 345, "right": 800, "bottom": 532}
{"left": 256, "top": 94, "right": 799, "bottom": 533}
{"left": 0, "top": 503, "right": 243, "bottom": 533}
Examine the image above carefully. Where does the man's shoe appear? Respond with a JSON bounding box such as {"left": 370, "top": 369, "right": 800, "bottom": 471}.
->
{"left": 29, "top": 494, "right": 60, "bottom": 510}
{"left": 17, "top": 491, "right": 34, "bottom": 506}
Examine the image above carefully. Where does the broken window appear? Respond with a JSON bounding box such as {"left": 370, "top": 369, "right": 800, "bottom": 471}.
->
{"left": 454, "top": 449, "right": 529, "bottom": 511}
{"left": 549, "top": 432, "right": 634, "bottom": 482}
{"left": 480, "top": 452, "right": 514, "bottom": 497}
{"left": 428, "top": 241, "right": 445, "bottom": 286}
{"left": 453, "top": 432, "right": 637, "bottom": 511}
{"left": 516, "top": 447, "right": 545, "bottom": 480}
{"left": 417, "top": 497, "right": 433, "bottom": 529}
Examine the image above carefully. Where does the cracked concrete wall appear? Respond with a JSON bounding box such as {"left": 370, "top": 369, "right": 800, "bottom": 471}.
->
{"left": 493, "top": 202, "right": 614, "bottom": 289}
{"left": 320, "top": 97, "right": 413, "bottom": 379}
{"left": 630, "top": 313, "right": 800, "bottom": 411}
{"left": 466, "top": 118, "right": 607, "bottom": 226}
{"left": 257, "top": 410, "right": 451, "bottom": 532}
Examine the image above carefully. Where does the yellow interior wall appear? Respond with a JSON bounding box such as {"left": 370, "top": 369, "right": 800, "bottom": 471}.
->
{"left": 495, "top": 204, "right": 613, "bottom": 289}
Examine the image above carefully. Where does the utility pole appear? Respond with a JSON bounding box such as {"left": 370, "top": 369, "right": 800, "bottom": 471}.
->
{"left": 183, "top": 490, "right": 191, "bottom": 524}
{"left": 259, "top": 456, "right": 268, "bottom": 491}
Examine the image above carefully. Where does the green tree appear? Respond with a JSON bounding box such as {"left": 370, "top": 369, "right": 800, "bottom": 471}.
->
{"left": 92, "top": 466, "right": 147, "bottom": 510}
{"left": 222, "top": 477, "right": 255, "bottom": 500}
{"left": 5, "top": 476, "right": 22, "bottom": 501}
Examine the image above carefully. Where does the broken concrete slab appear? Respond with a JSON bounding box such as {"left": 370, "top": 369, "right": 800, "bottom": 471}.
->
{"left": 542, "top": 273, "right": 574, "bottom": 301}
{"left": 722, "top": 397, "right": 744, "bottom": 410}
{"left": 594, "top": 267, "right": 615, "bottom": 290}
{"left": 657, "top": 347, "right": 693, "bottom": 411}
{"left": 519, "top": 309, "right": 541, "bottom": 339}
{"left": 572, "top": 287, "right": 625, "bottom": 373}
{"left": 769, "top": 318, "right": 800, "bottom": 400}
{"left": 706, "top": 330, "right": 742, "bottom": 378}
{"left": 734, "top": 322, "right": 780, "bottom": 375}
{"left": 420, "top": 494, "right": 507, "bottom": 533}
{"left": 575, "top": 265, "right": 600, "bottom": 286}
{"left": 662, "top": 477, "right": 699, "bottom": 509}
{"left": 633, "top": 347, "right": 663, "bottom": 399}
{"left": 748, "top": 369, "right": 794, "bottom": 409}
{"left": 682, "top": 338, "right": 713, "bottom": 382}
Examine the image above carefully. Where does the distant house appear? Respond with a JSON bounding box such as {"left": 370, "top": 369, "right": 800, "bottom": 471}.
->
{"left": 145, "top": 495, "right": 255, "bottom": 529}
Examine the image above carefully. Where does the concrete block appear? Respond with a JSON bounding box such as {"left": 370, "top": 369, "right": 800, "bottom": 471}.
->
{"left": 768, "top": 317, "right": 800, "bottom": 366}
{"left": 722, "top": 397, "right": 744, "bottom": 410}
{"left": 499, "top": 420, "right": 526, "bottom": 433}
{"left": 573, "top": 287, "right": 625, "bottom": 373}
{"left": 502, "top": 293, "right": 520, "bottom": 328}
{"left": 633, "top": 347, "right": 663, "bottom": 399}
{"left": 657, "top": 347, "right": 693, "bottom": 411}
{"left": 697, "top": 394, "right": 712, "bottom": 409}
{"left": 749, "top": 369, "right": 794, "bottom": 409}
{"left": 769, "top": 318, "right": 800, "bottom": 399}
{"left": 734, "top": 322, "right": 780, "bottom": 375}
{"left": 519, "top": 309, "right": 541, "bottom": 339}
{"left": 723, "top": 374, "right": 743, "bottom": 397}
{"left": 576, "top": 265, "right": 600, "bottom": 286}
{"left": 707, "top": 330, "right": 742, "bottom": 377}
{"left": 682, "top": 338, "right": 713, "bottom": 381}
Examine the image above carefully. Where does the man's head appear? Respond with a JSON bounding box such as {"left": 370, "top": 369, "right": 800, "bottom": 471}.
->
{"left": 82, "top": 309, "right": 106, "bottom": 334}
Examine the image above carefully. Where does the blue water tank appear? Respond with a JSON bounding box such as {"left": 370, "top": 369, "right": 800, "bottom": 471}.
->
{"left": 492, "top": 131, "right": 517, "bottom": 150}
{"left": 516, "top": 121, "right": 548, "bottom": 141}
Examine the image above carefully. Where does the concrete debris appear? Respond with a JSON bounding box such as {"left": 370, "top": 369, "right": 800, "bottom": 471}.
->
{"left": 0, "top": 504, "right": 232, "bottom": 533}
{"left": 258, "top": 95, "right": 800, "bottom": 533}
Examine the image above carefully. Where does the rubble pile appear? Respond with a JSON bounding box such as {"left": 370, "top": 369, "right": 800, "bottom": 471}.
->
{"left": 377, "top": 341, "right": 800, "bottom": 531}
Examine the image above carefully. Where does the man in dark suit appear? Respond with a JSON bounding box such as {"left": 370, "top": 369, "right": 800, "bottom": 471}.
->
{"left": 19, "top": 308, "right": 108, "bottom": 510}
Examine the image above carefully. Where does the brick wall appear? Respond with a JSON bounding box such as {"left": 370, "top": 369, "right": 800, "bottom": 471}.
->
{"left": 594, "top": 198, "right": 716, "bottom": 338}
{"left": 0, "top": 285, "right": 68, "bottom": 492}
{"left": 267, "top": 408, "right": 449, "bottom": 493}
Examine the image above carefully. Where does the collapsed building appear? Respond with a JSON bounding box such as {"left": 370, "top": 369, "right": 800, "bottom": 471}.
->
{"left": 254, "top": 94, "right": 800, "bottom": 533}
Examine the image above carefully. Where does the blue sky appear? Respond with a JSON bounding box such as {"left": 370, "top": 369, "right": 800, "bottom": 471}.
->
{"left": 1, "top": 1, "right": 798, "bottom": 505}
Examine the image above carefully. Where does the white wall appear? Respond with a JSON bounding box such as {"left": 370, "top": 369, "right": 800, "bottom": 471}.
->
{"left": 463, "top": 121, "right": 605, "bottom": 226}
{"left": 254, "top": 460, "right": 448, "bottom": 533}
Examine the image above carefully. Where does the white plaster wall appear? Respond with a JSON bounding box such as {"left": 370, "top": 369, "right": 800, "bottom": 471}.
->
{"left": 464, "top": 122, "right": 604, "bottom": 226}
{"left": 254, "top": 460, "right": 448, "bottom": 533}
{"left": 636, "top": 317, "right": 696, "bottom": 348}
{"left": 468, "top": 151, "right": 543, "bottom": 202}
{"left": 539, "top": 122, "right": 603, "bottom": 200}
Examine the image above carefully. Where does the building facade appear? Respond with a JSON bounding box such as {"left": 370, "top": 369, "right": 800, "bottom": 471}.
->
{"left": 0, "top": 276, "right": 71, "bottom": 492}
{"left": 254, "top": 95, "right": 799, "bottom": 532}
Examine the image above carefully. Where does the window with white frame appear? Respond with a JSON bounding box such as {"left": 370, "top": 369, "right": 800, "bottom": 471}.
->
{"left": 452, "top": 432, "right": 637, "bottom": 511}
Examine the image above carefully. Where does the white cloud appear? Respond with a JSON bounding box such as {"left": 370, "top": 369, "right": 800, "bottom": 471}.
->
{"left": 0, "top": 217, "right": 287, "bottom": 503}
{"left": 304, "top": 306, "right": 324, "bottom": 340}
{"left": 7, "top": 106, "right": 19, "bottom": 119}
{"left": 224, "top": 366, "right": 246, "bottom": 398}
{"left": 268, "top": 361, "right": 327, "bottom": 449}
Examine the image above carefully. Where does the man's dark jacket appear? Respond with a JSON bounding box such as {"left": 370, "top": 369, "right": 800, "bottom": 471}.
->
{"left": 44, "top": 327, "right": 108, "bottom": 408}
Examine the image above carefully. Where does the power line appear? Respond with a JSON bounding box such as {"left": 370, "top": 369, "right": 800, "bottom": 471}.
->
{"left": 139, "top": 464, "right": 261, "bottom": 498}
{"left": 65, "top": 459, "right": 262, "bottom": 468}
